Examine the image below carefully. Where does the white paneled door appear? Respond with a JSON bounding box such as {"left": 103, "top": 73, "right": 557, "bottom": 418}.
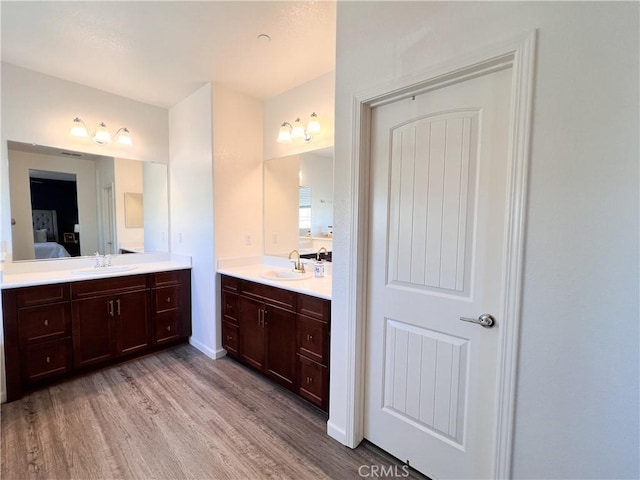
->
{"left": 365, "top": 67, "right": 512, "bottom": 479}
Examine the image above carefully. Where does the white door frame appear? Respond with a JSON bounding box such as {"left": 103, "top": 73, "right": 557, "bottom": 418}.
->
{"left": 341, "top": 30, "right": 536, "bottom": 478}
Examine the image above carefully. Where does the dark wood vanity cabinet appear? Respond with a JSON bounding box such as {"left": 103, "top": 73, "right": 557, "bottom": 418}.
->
{"left": 71, "top": 274, "right": 150, "bottom": 367}
{"left": 296, "top": 294, "right": 330, "bottom": 411}
{"left": 221, "top": 275, "right": 330, "bottom": 412}
{"left": 151, "top": 270, "right": 192, "bottom": 345}
{"left": 2, "top": 269, "right": 191, "bottom": 402}
{"left": 3, "top": 284, "right": 74, "bottom": 398}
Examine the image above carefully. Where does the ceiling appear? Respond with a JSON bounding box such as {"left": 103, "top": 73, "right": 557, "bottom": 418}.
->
{"left": 1, "top": 1, "right": 336, "bottom": 108}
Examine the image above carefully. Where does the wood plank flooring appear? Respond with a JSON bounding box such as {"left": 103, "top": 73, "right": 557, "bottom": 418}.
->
{"left": 2, "top": 345, "right": 425, "bottom": 480}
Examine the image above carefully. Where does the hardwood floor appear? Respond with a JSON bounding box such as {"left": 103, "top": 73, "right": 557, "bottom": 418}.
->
{"left": 2, "top": 345, "right": 425, "bottom": 480}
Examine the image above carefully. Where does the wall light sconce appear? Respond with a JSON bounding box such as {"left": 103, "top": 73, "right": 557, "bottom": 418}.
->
{"left": 277, "top": 112, "right": 320, "bottom": 144}
{"left": 71, "top": 117, "right": 132, "bottom": 146}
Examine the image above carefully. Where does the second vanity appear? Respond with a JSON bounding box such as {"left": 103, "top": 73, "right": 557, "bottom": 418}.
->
{"left": 218, "top": 260, "right": 331, "bottom": 412}
{"left": 1, "top": 255, "right": 192, "bottom": 402}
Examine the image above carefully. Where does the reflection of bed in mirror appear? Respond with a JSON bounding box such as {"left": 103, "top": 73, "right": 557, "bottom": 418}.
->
{"left": 32, "top": 209, "right": 71, "bottom": 259}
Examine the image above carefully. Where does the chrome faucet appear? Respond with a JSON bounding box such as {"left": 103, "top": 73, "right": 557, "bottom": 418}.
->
{"left": 316, "top": 247, "right": 328, "bottom": 261}
{"left": 288, "top": 249, "right": 305, "bottom": 273}
{"left": 93, "top": 252, "right": 112, "bottom": 268}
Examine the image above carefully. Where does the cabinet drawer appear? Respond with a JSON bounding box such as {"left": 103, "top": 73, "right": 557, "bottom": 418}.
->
{"left": 18, "top": 304, "right": 71, "bottom": 345}
{"left": 297, "top": 294, "right": 330, "bottom": 321}
{"left": 223, "top": 292, "right": 238, "bottom": 323}
{"left": 297, "top": 315, "right": 328, "bottom": 365}
{"left": 15, "top": 284, "right": 70, "bottom": 308}
{"left": 23, "top": 338, "right": 72, "bottom": 382}
{"left": 241, "top": 280, "right": 296, "bottom": 311}
{"left": 151, "top": 270, "right": 188, "bottom": 287}
{"left": 154, "top": 313, "right": 180, "bottom": 344}
{"left": 297, "top": 354, "right": 328, "bottom": 411}
{"left": 71, "top": 275, "right": 148, "bottom": 299}
{"left": 222, "top": 321, "right": 239, "bottom": 357}
{"left": 153, "top": 286, "right": 180, "bottom": 314}
{"left": 222, "top": 275, "right": 240, "bottom": 293}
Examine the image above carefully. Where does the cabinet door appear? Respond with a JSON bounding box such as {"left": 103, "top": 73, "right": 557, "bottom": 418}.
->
{"left": 72, "top": 297, "right": 114, "bottom": 368}
{"left": 264, "top": 305, "right": 296, "bottom": 390}
{"left": 238, "top": 296, "right": 265, "bottom": 370}
{"left": 116, "top": 290, "right": 150, "bottom": 356}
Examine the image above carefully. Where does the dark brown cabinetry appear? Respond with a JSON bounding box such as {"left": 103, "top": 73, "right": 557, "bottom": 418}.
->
{"left": 71, "top": 275, "right": 152, "bottom": 367}
{"left": 296, "top": 294, "right": 330, "bottom": 411}
{"left": 5, "top": 285, "right": 74, "bottom": 393}
{"left": 151, "top": 270, "right": 191, "bottom": 345}
{"left": 2, "top": 269, "right": 191, "bottom": 402}
{"left": 221, "top": 274, "right": 330, "bottom": 412}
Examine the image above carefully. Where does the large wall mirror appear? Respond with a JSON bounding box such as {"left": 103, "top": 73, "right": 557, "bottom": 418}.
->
{"left": 8, "top": 141, "right": 169, "bottom": 262}
{"left": 264, "top": 146, "right": 333, "bottom": 259}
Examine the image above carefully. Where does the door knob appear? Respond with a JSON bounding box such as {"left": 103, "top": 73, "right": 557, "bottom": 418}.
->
{"left": 460, "top": 313, "right": 495, "bottom": 328}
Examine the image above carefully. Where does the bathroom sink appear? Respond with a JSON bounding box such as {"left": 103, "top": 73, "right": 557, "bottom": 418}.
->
{"left": 71, "top": 265, "right": 137, "bottom": 275}
{"left": 260, "top": 269, "right": 313, "bottom": 281}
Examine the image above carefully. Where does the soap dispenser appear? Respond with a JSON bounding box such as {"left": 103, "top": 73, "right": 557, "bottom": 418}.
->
{"left": 314, "top": 250, "right": 326, "bottom": 278}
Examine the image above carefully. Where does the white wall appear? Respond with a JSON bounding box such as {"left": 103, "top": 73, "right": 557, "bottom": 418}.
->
{"left": 332, "top": 2, "right": 639, "bottom": 479}
{"left": 264, "top": 72, "right": 335, "bottom": 161}
{"left": 169, "top": 83, "right": 219, "bottom": 359}
{"left": 1, "top": 63, "right": 170, "bottom": 259}
{"left": 212, "top": 84, "right": 264, "bottom": 261}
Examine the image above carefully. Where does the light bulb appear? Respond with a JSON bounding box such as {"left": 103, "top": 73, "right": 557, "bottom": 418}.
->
{"left": 117, "top": 128, "right": 132, "bottom": 145}
{"left": 93, "top": 122, "right": 112, "bottom": 144}
{"left": 71, "top": 118, "right": 88, "bottom": 137}
{"left": 306, "top": 113, "right": 320, "bottom": 134}
{"left": 277, "top": 123, "right": 292, "bottom": 143}
{"left": 291, "top": 118, "right": 305, "bottom": 139}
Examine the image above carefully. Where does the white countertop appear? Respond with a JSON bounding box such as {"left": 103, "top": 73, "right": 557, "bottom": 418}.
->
{"left": 217, "top": 260, "right": 332, "bottom": 300}
{"left": 1, "top": 254, "right": 192, "bottom": 289}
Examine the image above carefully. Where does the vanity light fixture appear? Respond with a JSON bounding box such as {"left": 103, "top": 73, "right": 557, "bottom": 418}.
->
{"left": 277, "top": 112, "right": 320, "bottom": 144}
{"left": 71, "top": 117, "right": 132, "bottom": 146}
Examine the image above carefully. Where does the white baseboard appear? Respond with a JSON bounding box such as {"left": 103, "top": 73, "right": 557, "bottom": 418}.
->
{"left": 188, "top": 338, "right": 225, "bottom": 359}
{"left": 1, "top": 390, "right": 6, "bottom": 404}
{"left": 327, "top": 419, "right": 348, "bottom": 446}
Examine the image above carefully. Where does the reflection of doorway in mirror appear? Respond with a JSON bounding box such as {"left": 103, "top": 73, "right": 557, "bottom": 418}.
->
{"left": 29, "top": 170, "right": 81, "bottom": 258}
{"left": 101, "top": 184, "right": 117, "bottom": 255}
